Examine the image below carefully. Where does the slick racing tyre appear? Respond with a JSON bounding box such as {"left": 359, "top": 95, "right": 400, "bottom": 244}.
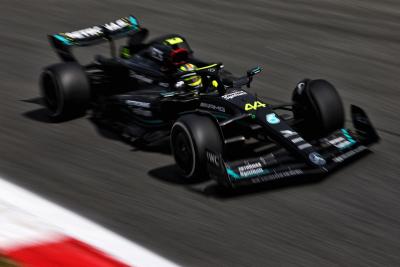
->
{"left": 171, "top": 113, "right": 223, "bottom": 181}
{"left": 292, "top": 79, "right": 345, "bottom": 137}
{"left": 40, "top": 63, "right": 90, "bottom": 121}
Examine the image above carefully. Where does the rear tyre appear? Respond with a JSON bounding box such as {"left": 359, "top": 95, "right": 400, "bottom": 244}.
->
{"left": 292, "top": 79, "right": 345, "bottom": 137}
{"left": 171, "top": 113, "right": 223, "bottom": 181}
{"left": 40, "top": 63, "right": 90, "bottom": 121}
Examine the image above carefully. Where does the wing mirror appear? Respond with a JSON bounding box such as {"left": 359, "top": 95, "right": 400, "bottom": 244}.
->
{"left": 246, "top": 66, "right": 263, "bottom": 88}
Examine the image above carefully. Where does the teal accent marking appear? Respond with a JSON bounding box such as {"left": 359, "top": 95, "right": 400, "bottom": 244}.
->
{"left": 341, "top": 128, "right": 356, "bottom": 144}
{"left": 54, "top": 34, "right": 71, "bottom": 45}
{"left": 340, "top": 128, "right": 357, "bottom": 150}
{"left": 226, "top": 168, "right": 240, "bottom": 179}
{"left": 129, "top": 16, "right": 138, "bottom": 29}
{"left": 252, "top": 67, "right": 262, "bottom": 74}
{"left": 266, "top": 113, "right": 280, "bottom": 124}
{"left": 226, "top": 168, "right": 270, "bottom": 180}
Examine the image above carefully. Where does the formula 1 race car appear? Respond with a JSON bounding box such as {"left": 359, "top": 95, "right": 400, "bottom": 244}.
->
{"left": 40, "top": 16, "right": 380, "bottom": 188}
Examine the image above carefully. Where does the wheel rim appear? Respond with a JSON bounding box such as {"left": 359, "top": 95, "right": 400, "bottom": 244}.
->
{"left": 172, "top": 125, "right": 195, "bottom": 177}
{"left": 41, "top": 71, "right": 62, "bottom": 116}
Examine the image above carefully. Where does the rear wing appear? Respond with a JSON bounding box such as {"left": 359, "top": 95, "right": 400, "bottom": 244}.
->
{"left": 49, "top": 15, "right": 142, "bottom": 61}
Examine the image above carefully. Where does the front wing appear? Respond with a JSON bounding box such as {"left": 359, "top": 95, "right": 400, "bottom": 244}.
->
{"left": 206, "top": 105, "right": 380, "bottom": 188}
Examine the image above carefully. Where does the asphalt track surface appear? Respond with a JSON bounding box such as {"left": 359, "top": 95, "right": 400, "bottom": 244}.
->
{"left": 1, "top": 1, "right": 400, "bottom": 266}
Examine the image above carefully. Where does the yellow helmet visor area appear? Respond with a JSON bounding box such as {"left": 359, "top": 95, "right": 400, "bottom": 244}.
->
{"left": 183, "top": 74, "right": 202, "bottom": 87}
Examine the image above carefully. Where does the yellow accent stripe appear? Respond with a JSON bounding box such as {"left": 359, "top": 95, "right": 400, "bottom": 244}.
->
{"left": 196, "top": 64, "right": 218, "bottom": 71}
{"left": 164, "top": 37, "right": 184, "bottom": 45}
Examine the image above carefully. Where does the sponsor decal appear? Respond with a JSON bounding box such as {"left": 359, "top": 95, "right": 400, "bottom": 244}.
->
{"left": 221, "top": 90, "right": 247, "bottom": 100}
{"left": 252, "top": 169, "right": 304, "bottom": 183}
{"left": 161, "top": 92, "right": 177, "bottom": 97}
{"left": 104, "top": 19, "right": 130, "bottom": 31}
{"left": 158, "top": 82, "right": 169, "bottom": 88}
{"left": 308, "top": 152, "right": 326, "bottom": 166}
{"left": 266, "top": 113, "right": 280, "bottom": 124}
{"left": 336, "top": 141, "right": 352, "bottom": 149}
{"left": 228, "top": 166, "right": 304, "bottom": 182}
{"left": 227, "top": 162, "right": 268, "bottom": 180}
{"left": 206, "top": 151, "right": 220, "bottom": 167}
{"left": 238, "top": 162, "right": 266, "bottom": 178}
{"left": 64, "top": 26, "right": 102, "bottom": 40}
{"left": 200, "top": 102, "right": 225, "bottom": 113}
{"left": 245, "top": 101, "right": 266, "bottom": 111}
{"left": 331, "top": 139, "right": 352, "bottom": 149}
{"left": 63, "top": 19, "right": 130, "bottom": 40}
{"left": 129, "top": 71, "right": 154, "bottom": 84}
{"left": 332, "top": 145, "right": 366, "bottom": 163}
{"left": 151, "top": 47, "right": 163, "bottom": 61}
{"left": 291, "top": 137, "right": 304, "bottom": 144}
{"left": 280, "top": 129, "right": 311, "bottom": 148}
{"left": 280, "top": 130, "right": 297, "bottom": 138}
{"left": 328, "top": 137, "right": 345, "bottom": 145}
{"left": 326, "top": 129, "right": 357, "bottom": 150}
{"left": 208, "top": 68, "right": 216, "bottom": 73}
{"left": 298, "top": 143, "right": 312, "bottom": 150}
{"left": 125, "top": 100, "right": 151, "bottom": 108}
{"left": 174, "top": 81, "right": 185, "bottom": 88}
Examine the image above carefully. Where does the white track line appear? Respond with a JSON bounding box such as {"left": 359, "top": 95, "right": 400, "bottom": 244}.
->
{"left": 0, "top": 175, "right": 180, "bottom": 267}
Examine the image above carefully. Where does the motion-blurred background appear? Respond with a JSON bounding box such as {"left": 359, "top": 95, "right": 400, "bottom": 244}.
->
{"left": 1, "top": 0, "right": 400, "bottom": 266}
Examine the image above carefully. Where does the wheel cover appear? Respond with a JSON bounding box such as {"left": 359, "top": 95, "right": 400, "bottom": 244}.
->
{"left": 42, "top": 71, "right": 62, "bottom": 116}
{"left": 172, "top": 125, "right": 195, "bottom": 177}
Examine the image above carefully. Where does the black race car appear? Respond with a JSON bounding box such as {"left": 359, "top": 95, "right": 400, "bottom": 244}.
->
{"left": 40, "top": 16, "right": 380, "bottom": 188}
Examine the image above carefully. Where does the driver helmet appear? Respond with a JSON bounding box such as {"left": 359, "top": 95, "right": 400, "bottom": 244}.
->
{"left": 178, "top": 63, "right": 202, "bottom": 90}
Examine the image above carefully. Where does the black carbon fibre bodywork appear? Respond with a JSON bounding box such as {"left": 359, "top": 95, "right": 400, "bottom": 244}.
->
{"left": 44, "top": 15, "right": 379, "bottom": 188}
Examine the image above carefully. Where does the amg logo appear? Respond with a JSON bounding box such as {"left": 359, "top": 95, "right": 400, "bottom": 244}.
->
{"left": 206, "top": 151, "right": 220, "bottom": 167}
{"left": 200, "top": 102, "right": 225, "bottom": 112}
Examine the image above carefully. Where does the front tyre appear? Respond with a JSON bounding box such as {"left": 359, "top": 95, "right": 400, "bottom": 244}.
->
{"left": 292, "top": 79, "right": 345, "bottom": 137}
{"left": 171, "top": 113, "right": 223, "bottom": 181}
